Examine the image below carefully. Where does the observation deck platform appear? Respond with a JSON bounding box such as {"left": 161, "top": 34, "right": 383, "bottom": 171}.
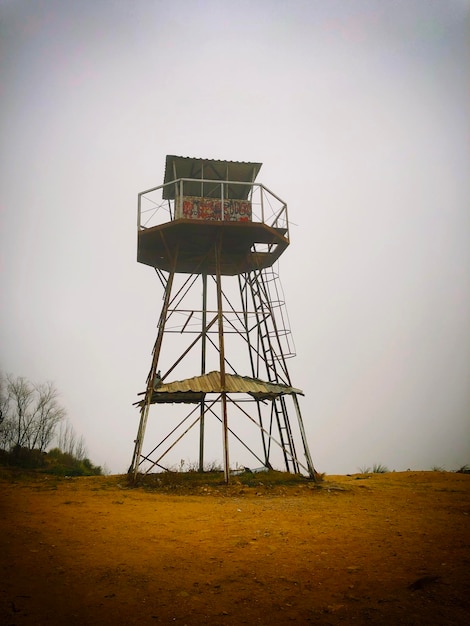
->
{"left": 138, "top": 219, "right": 288, "bottom": 275}
{"left": 137, "top": 155, "right": 290, "bottom": 276}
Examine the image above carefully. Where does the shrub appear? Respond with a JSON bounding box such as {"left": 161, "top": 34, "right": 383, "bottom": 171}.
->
{"left": 372, "top": 463, "right": 388, "bottom": 473}
{"left": 0, "top": 446, "right": 102, "bottom": 476}
{"left": 46, "top": 447, "right": 102, "bottom": 476}
{"left": 7, "top": 445, "right": 47, "bottom": 469}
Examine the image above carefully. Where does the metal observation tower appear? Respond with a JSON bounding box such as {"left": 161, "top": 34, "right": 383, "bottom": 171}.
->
{"left": 129, "top": 156, "right": 317, "bottom": 482}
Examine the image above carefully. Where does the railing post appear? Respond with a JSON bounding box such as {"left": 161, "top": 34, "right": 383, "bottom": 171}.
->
{"left": 260, "top": 185, "right": 265, "bottom": 224}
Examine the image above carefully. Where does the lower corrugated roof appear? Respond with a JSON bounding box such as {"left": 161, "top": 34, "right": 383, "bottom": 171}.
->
{"left": 136, "top": 371, "right": 303, "bottom": 405}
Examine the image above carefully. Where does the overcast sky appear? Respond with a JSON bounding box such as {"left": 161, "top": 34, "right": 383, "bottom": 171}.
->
{"left": 1, "top": 0, "right": 469, "bottom": 474}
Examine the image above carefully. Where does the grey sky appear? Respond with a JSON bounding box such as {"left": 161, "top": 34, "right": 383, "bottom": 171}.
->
{"left": 1, "top": 0, "right": 469, "bottom": 474}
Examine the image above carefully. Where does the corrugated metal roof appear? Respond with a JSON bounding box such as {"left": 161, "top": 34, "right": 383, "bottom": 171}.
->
{"left": 163, "top": 155, "right": 262, "bottom": 200}
{"left": 136, "top": 371, "right": 303, "bottom": 405}
{"left": 158, "top": 371, "right": 302, "bottom": 394}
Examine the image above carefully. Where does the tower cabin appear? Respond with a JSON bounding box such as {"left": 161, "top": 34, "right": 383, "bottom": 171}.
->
{"left": 137, "top": 155, "right": 289, "bottom": 275}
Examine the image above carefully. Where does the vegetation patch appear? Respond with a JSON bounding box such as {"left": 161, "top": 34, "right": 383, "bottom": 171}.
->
{"left": 129, "top": 468, "right": 321, "bottom": 495}
{"left": 0, "top": 446, "right": 102, "bottom": 476}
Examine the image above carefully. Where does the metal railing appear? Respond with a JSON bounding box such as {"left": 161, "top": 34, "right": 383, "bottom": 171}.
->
{"left": 137, "top": 178, "right": 289, "bottom": 239}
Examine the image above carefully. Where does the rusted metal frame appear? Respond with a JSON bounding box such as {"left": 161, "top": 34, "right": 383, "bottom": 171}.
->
{"left": 265, "top": 390, "right": 298, "bottom": 473}
{"left": 209, "top": 404, "right": 272, "bottom": 469}
{"left": 238, "top": 273, "right": 270, "bottom": 465}
{"left": 278, "top": 394, "right": 299, "bottom": 473}
{"left": 193, "top": 277, "right": 240, "bottom": 376}
{"left": 141, "top": 406, "right": 200, "bottom": 466}
{"left": 168, "top": 198, "right": 174, "bottom": 221}
{"left": 221, "top": 179, "right": 224, "bottom": 220}
{"left": 260, "top": 183, "right": 265, "bottom": 223}
{"left": 269, "top": 203, "right": 288, "bottom": 234}
{"left": 179, "top": 177, "right": 255, "bottom": 193}
{"left": 239, "top": 313, "right": 273, "bottom": 378}
{"left": 249, "top": 269, "right": 279, "bottom": 383}
{"left": 146, "top": 267, "right": 177, "bottom": 386}
{"left": 291, "top": 392, "right": 318, "bottom": 480}
{"left": 156, "top": 228, "right": 175, "bottom": 269}
{"left": 137, "top": 191, "right": 143, "bottom": 231}
{"left": 130, "top": 259, "right": 177, "bottom": 478}
{"left": 205, "top": 399, "right": 266, "bottom": 469}
{"left": 185, "top": 244, "right": 228, "bottom": 282}
{"left": 259, "top": 184, "right": 289, "bottom": 236}
{"left": 264, "top": 269, "right": 296, "bottom": 359}
{"left": 151, "top": 461, "right": 172, "bottom": 472}
{"left": 229, "top": 395, "right": 310, "bottom": 475}
{"left": 220, "top": 313, "right": 249, "bottom": 338}
{"left": 161, "top": 314, "right": 218, "bottom": 381}
{"left": 154, "top": 267, "right": 167, "bottom": 290}
{"left": 211, "top": 274, "right": 248, "bottom": 330}
{"left": 133, "top": 245, "right": 180, "bottom": 476}
{"left": 180, "top": 311, "right": 194, "bottom": 333}
{"left": 139, "top": 178, "right": 279, "bottom": 228}
{"left": 199, "top": 273, "right": 208, "bottom": 472}
{"left": 256, "top": 268, "right": 291, "bottom": 384}
{"left": 169, "top": 273, "right": 200, "bottom": 311}
{"left": 270, "top": 398, "right": 291, "bottom": 472}
{"left": 139, "top": 200, "right": 159, "bottom": 229}
{"left": 238, "top": 274, "right": 256, "bottom": 376}
{"left": 178, "top": 179, "right": 183, "bottom": 216}
{"left": 266, "top": 401, "right": 274, "bottom": 461}
{"left": 263, "top": 398, "right": 279, "bottom": 466}
{"left": 241, "top": 302, "right": 271, "bottom": 335}
{"left": 144, "top": 398, "right": 218, "bottom": 474}
{"left": 217, "top": 281, "right": 273, "bottom": 360}
{"left": 206, "top": 276, "right": 243, "bottom": 338}
{"left": 240, "top": 272, "right": 268, "bottom": 459}
{"left": 255, "top": 397, "right": 270, "bottom": 469}
{"left": 213, "top": 306, "right": 258, "bottom": 359}
{"left": 254, "top": 268, "right": 280, "bottom": 376}
{"left": 139, "top": 192, "right": 173, "bottom": 228}
{"left": 140, "top": 397, "right": 219, "bottom": 474}
{"left": 232, "top": 247, "right": 257, "bottom": 275}
{"left": 138, "top": 182, "right": 175, "bottom": 223}
{"left": 207, "top": 274, "right": 250, "bottom": 325}
{"left": 243, "top": 273, "right": 265, "bottom": 379}
{"left": 164, "top": 273, "right": 200, "bottom": 327}
{"left": 215, "top": 237, "right": 230, "bottom": 484}
{"left": 173, "top": 161, "right": 178, "bottom": 203}
{"left": 201, "top": 332, "right": 238, "bottom": 377}
{"left": 139, "top": 181, "right": 166, "bottom": 196}
{"left": 146, "top": 412, "right": 201, "bottom": 473}
{"left": 164, "top": 251, "right": 222, "bottom": 334}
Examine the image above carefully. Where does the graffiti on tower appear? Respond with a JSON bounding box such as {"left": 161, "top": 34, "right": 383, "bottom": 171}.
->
{"left": 177, "top": 196, "right": 252, "bottom": 221}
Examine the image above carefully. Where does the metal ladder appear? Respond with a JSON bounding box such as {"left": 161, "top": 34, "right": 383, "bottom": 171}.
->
{"left": 242, "top": 268, "right": 300, "bottom": 473}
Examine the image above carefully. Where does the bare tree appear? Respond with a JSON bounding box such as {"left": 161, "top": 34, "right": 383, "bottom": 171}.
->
{"left": 7, "top": 376, "right": 35, "bottom": 448}
{"left": 0, "top": 373, "right": 11, "bottom": 449}
{"left": 0, "top": 374, "right": 66, "bottom": 452}
{"left": 56, "top": 420, "right": 87, "bottom": 459}
{"left": 30, "top": 381, "right": 66, "bottom": 451}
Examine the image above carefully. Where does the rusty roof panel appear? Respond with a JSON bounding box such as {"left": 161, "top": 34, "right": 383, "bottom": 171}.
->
{"left": 163, "top": 156, "right": 262, "bottom": 200}
{"left": 135, "top": 371, "right": 303, "bottom": 406}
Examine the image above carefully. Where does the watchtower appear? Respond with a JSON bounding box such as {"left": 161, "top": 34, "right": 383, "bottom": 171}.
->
{"left": 129, "top": 155, "right": 317, "bottom": 482}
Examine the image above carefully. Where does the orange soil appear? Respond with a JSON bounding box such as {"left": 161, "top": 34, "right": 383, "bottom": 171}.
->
{"left": 1, "top": 470, "right": 469, "bottom": 625}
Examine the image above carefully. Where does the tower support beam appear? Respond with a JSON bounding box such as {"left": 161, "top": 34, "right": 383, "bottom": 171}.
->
{"left": 215, "top": 237, "right": 230, "bottom": 484}
{"left": 129, "top": 264, "right": 176, "bottom": 478}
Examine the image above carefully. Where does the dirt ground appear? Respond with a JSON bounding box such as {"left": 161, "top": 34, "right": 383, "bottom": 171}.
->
{"left": 1, "top": 469, "right": 469, "bottom": 625}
